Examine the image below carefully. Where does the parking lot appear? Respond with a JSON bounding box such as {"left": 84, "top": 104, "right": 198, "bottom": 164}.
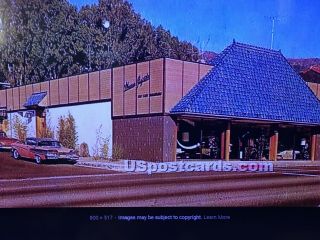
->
{"left": 1, "top": 151, "right": 320, "bottom": 207}
{"left": 0, "top": 151, "right": 113, "bottom": 180}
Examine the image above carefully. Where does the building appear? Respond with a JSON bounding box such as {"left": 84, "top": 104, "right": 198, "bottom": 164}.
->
{"left": 1, "top": 41, "right": 320, "bottom": 161}
{"left": 300, "top": 65, "right": 320, "bottom": 97}
{"left": 170, "top": 42, "right": 320, "bottom": 161}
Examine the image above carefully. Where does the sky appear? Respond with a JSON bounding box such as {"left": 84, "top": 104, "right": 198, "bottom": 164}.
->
{"left": 69, "top": 0, "right": 320, "bottom": 58}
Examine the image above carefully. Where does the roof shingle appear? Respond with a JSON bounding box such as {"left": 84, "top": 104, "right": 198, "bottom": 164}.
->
{"left": 170, "top": 42, "right": 320, "bottom": 125}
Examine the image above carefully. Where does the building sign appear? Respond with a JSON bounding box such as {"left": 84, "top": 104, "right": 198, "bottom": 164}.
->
{"left": 124, "top": 73, "right": 150, "bottom": 92}
{"left": 25, "top": 110, "right": 35, "bottom": 118}
{"left": 124, "top": 73, "right": 162, "bottom": 99}
{"left": 138, "top": 92, "right": 162, "bottom": 99}
{"left": 123, "top": 81, "right": 136, "bottom": 92}
{"left": 137, "top": 74, "right": 150, "bottom": 87}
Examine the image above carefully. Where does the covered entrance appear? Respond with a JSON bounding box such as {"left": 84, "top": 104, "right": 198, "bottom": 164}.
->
{"left": 170, "top": 42, "right": 320, "bottom": 162}
{"left": 175, "top": 117, "right": 318, "bottom": 161}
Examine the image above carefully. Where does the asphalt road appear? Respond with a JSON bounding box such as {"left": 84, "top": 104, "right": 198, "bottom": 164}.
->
{"left": 1, "top": 151, "right": 320, "bottom": 207}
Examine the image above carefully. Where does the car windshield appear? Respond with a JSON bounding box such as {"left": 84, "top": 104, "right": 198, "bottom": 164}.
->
{"left": 38, "top": 141, "right": 61, "bottom": 147}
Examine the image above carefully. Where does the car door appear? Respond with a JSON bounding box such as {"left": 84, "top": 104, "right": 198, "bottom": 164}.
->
{"left": 20, "top": 139, "right": 36, "bottom": 158}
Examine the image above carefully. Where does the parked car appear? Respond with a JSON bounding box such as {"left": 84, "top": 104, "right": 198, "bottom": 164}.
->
{"left": 277, "top": 150, "right": 300, "bottom": 160}
{"left": 11, "top": 137, "right": 79, "bottom": 164}
{"left": 0, "top": 131, "right": 19, "bottom": 151}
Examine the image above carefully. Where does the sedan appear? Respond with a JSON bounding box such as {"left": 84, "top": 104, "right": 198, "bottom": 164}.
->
{"left": 0, "top": 131, "right": 19, "bottom": 151}
{"left": 11, "top": 137, "right": 79, "bottom": 164}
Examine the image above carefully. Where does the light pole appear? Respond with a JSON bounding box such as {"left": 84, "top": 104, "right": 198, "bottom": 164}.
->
{"left": 86, "top": 19, "right": 110, "bottom": 71}
{"left": 102, "top": 19, "right": 111, "bottom": 68}
{"left": 102, "top": 20, "right": 110, "bottom": 53}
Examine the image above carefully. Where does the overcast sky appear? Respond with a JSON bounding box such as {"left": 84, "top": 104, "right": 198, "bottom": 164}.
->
{"left": 69, "top": 0, "right": 320, "bottom": 58}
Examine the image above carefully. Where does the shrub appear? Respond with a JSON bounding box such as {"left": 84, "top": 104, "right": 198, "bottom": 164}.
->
{"left": 92, "top": 124, "right": 111, "bottom": 160}
{"left": 12, "top": 115, "right": 28, "bottom": 141}
{"left": 79, "top": 142, "right": 90, "bottom": 157}
{"left": 112, "top": 144, "right": 123, "bottom": 161}
{"left": 100, "top": 136, "right": 110, "bottom": 160}
{"left": 57, "top": 112, "right": 78, "bottom": 149}
{"left": 1, "top": 119, "right": 9, "bottom": 133}
{"left": 92, "top": 125, "right": 102, "bottom": 160}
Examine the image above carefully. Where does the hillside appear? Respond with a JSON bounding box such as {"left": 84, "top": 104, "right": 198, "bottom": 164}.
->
{"left": 287, "top": 58, "right": 320, "bottom": 72}
{"left": 0, "top": 0, "right": 199, "bottom": 86}
{"left": 200, "top": 51, "right": 320, "bottom": 74}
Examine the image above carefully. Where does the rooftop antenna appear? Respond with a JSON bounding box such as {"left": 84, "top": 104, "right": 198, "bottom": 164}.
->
{"left": 271, "top": 17, "right": 276, "bottom": 49}
{"left": 269, "top": 16, "right": 282, "bottom": 50}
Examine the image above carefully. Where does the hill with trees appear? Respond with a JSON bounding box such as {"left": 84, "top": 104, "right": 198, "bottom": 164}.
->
{"left": 200, "top": 51, "right": 320, "bottom": 75}
{"left": 0, "top": 0, "right": 199, "bottom": 86}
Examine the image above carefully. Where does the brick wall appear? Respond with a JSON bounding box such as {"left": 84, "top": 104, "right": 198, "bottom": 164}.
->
{"left": 113, "top": 116, "right": 177, "bottom": 162}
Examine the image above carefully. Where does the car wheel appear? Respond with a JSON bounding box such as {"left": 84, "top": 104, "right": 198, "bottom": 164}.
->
{"left": 12, "top": 149, "right": 20, "bottom": 159}
{"left": 35, "top": 155, "right": 42, "bottom": 164}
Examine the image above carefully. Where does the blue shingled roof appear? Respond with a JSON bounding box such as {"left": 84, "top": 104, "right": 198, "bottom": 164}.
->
{"left": 171, "top": 42, "right": 320, "bottom": 125}
{"left": 24, "top": 92, "right": 47, "bottom": 108}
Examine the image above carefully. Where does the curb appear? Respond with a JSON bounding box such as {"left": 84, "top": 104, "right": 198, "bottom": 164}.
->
{"left": 75, "top": 159, "right": 320, "bottom": 174}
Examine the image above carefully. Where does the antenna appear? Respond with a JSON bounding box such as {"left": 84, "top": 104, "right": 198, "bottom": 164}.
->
{"left": 268, "top": 16, "right": 285, "bottom": 50}
{"left": 270, "top": 17, "right": 276, "bottom": 49}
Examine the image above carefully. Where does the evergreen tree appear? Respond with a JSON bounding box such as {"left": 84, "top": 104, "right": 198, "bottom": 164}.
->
{"left": 0, "top": 0, "right": 200, "bottom": 86}
{"left": 57, "top": 112, "right": 78, "bottom": 149}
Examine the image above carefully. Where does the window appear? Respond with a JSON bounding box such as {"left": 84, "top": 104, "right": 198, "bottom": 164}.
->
{"left": 38, "top": 141, "right": 61, "bottom": 147}
{"left": 26, "top": 140, "right": 37, "bottom": 146}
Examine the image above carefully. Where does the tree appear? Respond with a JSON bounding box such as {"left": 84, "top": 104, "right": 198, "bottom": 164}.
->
{"left": 79, "top": 142, "right": 90, "bottom": 157}
{"left": 0, "top": 0, "right": 200, "bottom": 86}
{"left": 0, "top": 0, "right": 82, "bottom": 85}
{"left": 92, "top": 124, "right": 111, "bottom": 160}
{"left": 57, "top": 112, "right": 78, "bottom": 149}
{"left": 12, "top": 115, "right": 27, "bottom": 141}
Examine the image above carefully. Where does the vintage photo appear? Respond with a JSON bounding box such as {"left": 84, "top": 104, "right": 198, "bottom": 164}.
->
{"left": 0, "top": 0, "right": 319, "bottom": 207}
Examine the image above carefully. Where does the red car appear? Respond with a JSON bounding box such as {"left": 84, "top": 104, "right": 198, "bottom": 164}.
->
{"left": 0, "top": 131, "right": 19, "bottom": 151}
{"left": 11, "top": 137, "right": 79, "bottom": 164}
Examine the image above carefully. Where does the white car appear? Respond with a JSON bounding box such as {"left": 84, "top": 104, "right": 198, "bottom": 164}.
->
{"left": 277, "top": 150, "right": 300, "bottom": 160}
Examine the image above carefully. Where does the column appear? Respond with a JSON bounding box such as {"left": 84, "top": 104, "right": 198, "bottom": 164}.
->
{"left": 225, "top": 122, "right": 231, "bottom": 161}
{"left": 274, "top": 131, "right": 279, "bottom": 160}
{"left": 162, "top": 116, "right": 178, "bottom": 162}
{"left": 269, "top": 130, "right": 279, "bottom": 161}
{"left": 172, "top": 119, "right": 178, "bottom": 162}
{"left": 311, "top": 134, "right": 317, "bottom": 161}
{"left": 220, "top": 131, "right": 225, "bottom": 160}
{"left": 36, "top": 109, "right": 46, "bottom": 138}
